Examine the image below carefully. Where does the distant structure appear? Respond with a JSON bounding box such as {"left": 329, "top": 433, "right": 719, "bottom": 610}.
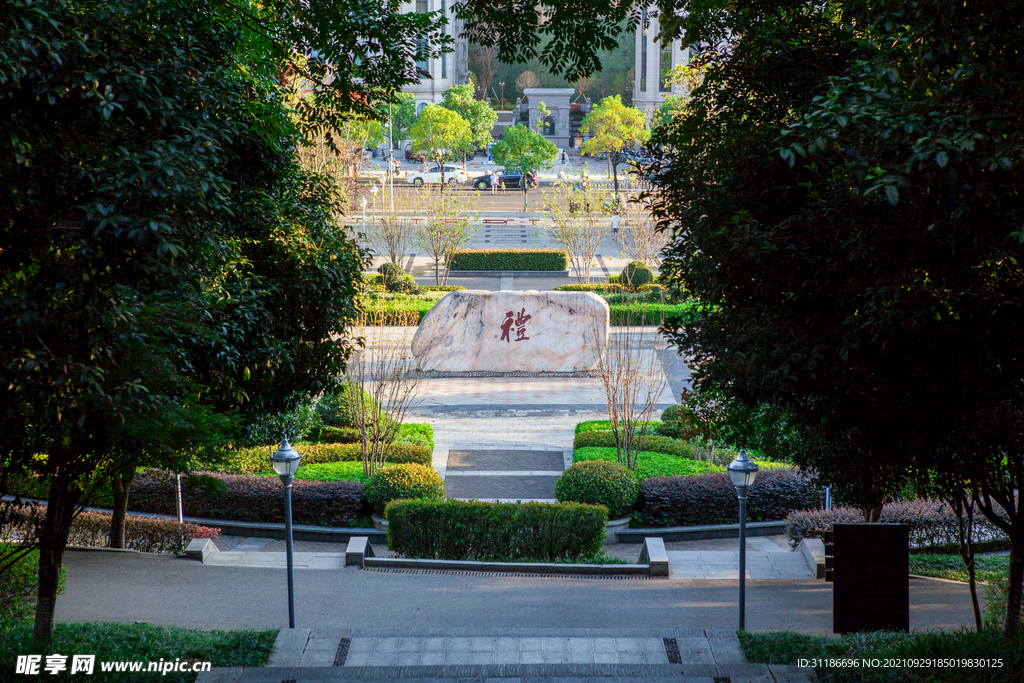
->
{"left": 400, "top": 0, "right": 471, "bottom": 111}
{"left": 633, "top": 9, "right": 693, "bottom": 115}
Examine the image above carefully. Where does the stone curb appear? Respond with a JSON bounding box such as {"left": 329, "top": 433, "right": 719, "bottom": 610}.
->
{"left": 616, "top": 521, "right": 787, "bottom": 544}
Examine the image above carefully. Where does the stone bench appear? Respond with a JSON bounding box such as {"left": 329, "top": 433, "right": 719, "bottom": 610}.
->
{"left": 345, "top": 536, "right": 375, "bottom": 567}
{"left": 639, "top": 537, "right": 669, "bottom": 577}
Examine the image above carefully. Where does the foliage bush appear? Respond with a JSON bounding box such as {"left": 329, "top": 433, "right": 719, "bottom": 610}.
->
{"left": 129, "top": 470, "right": 366, "bottom": 527}
{"left": 1, "top": 507, "right": 219, "bottom": 556}
{"left": 320, "top": 426, "right": 361, "bottom": 443}
{"left": 555, "top": 460, "right": 639, "bottom": 519}
{"left": 419, "top": 285, "right": 465, "bottom": 292}
{"left": 619, "top": 261, "right": 654, "bottom": 289}
{"left": 386, "top": 499, "right": 605, "bottom": 561}
{"left": 655, "top": 404, "right": 701, "bottom": 439}
{"left": 449, "top": 248, "right": 569, "bottom": 271}
{"left": 215, "top": 440, "right": 432, "bottom": 475}
{"left": 573, "top": 429, "right": 696, "bottom": 459}
{"left": 291, "top": 461, "right": 368, "bottom": 483}
{"left": 608, "top": 302, "right": 702, "bottom": 325}
{"left": 377, "top": 261, "right": 405, "bottom": 278}
{"left": 639, "top": 468, "right": 825, "bottom": 527}
{"left": 636, "top": 283, "right": 665, "bottom": 293}
{"left": 240, "top": 396, "right": 322, "bottom": 446}
{"left": 574, "top": 447, "right": 722, "bottom": 481}
{"left": 0, "top": 545, "right": 62, "bottom": 625}
{"left": 784, "top": 500, "right": 1009, "bottom": 551}
{"left": 576, "top": 419, "right": 663, "bottom": 434}
{"left": 365, "top": 463, "right": 445, "bottom": 514}
{"left": 394, "top": 422, "right": 435, "bottom": 450}
{"left": 318, "top": 384, "right": 389, "bottom": 429}
{"left": 553, "top": 283, "right": 625, "bottom": 293}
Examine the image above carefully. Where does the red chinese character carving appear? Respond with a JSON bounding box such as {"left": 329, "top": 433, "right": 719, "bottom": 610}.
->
{"left": 499, "top": 310, "right": 515, "bottom": 343}
{"left": 514, "top": 308, "right": 531, "bottom": 342}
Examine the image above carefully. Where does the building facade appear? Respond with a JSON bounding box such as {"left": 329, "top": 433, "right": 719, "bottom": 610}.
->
{"left": 632, "top": 9, "right": 692, "bottom": 115}
{"left": 400, "top": 0, "right": 471, "bottom": 111}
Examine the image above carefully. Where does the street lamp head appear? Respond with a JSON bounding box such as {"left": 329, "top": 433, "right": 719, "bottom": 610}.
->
{"left": 727, "top": 448, "right": 759, "bottom": 492}
{"left": 270, "top": 437, "right": 302, "bottom": 479}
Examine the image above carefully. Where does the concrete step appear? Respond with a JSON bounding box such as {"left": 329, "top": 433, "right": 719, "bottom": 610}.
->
{"left": 196, "top": 628, "right": 817, "bottom": 682}
{"left": 198, "top": 662, "right": 816, "bottom": 682}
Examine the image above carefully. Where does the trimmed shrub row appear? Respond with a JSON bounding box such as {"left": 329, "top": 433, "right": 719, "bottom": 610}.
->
{"left": 785, "top": 500, "right": 1010, "bottom": 551}
{"left": 449, "top": 249, "right": 569, "bottom": 271}
{"left": 129, "top": 470, "right": 366, "bottom": 527}
{"left": 386, "top": 499, "right": 605, "bottom": 562}
{"left": 216, "top": 441, "right": 432, "bottom": 475}
{"left": 573, "top": 447, "right": 722, "bottom": 481}
{"left": 573, "top": 429, "right": 697, "bottom": 459}
{"left": 2, "top": 505, "right": 220, "bottom": 555}
{"left": 553, "top": 283, "right": 626, "bottom": 293}
{"left": 638, "top": 468, "right": 825, "bottom": 527}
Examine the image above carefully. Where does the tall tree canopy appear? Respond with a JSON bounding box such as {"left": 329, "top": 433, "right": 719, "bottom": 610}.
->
{"left": 440, "top": 84, "right": 497, "bottom": 161}
{"left": 0, "top": 0, "right": 445, "bottom": 645}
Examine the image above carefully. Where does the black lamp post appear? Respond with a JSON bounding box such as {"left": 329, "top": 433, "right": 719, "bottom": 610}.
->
{"left": 727, "top": 448, "right": 759, "bottom": 630}
{"left": 270, "top": 437, "right": 302, "bottom": 628}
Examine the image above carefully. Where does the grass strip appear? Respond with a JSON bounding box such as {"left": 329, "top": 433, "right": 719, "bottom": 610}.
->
{"left": 739, "top": 629, "right": 1022, "bottom": 683}
{"left": 908, "top": 553, "right": 1009, "bottom": 582}
{"left": 0, "top": 622, "right": 276, "bottom": 682}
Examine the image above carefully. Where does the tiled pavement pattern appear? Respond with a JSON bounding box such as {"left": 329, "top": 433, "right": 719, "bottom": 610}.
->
{"left": 444, "top": 449, "right": 565, "bottom": 501}
{"left": 196, "top": 627, "right": 819, "bottom": 682}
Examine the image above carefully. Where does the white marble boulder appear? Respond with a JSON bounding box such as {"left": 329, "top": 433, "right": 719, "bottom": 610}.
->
{"left": 411, "top": 290, "right": 609, "bottom": 372}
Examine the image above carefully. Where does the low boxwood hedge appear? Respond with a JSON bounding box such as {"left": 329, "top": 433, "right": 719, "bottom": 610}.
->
{"left": 3, "top": 505, "right": 220, "bottom": 555}
{"left": 608, "top": 302, "right": 704, "bottom": 325}
{"left": 573, "top": 429, "right": 696, "bottom": 459}
{"left": 129, "top": 469, "right": 366, "bottom": 527}
{"left": 553, "top": 283, "right": 625, "bottom": 293}
{"left": 638, "top": 468, "right": 825, "bottom": 527}
{"left": 216, "top": 440, "right": 432, "bottom": 475}
{"left": 785, "top": 500, "right": 1008, "bottom": 551}
{"left": 385, "top": 499, "right": 605, "bottom": 562}
{"left": 573, "top": 447, "right": 721, "bottom": 481}
{"left": 576, "top": 420, "right": 663, "bottom": 435}
{"left": 449, "top": 249, "right": 569, "bottom": 271}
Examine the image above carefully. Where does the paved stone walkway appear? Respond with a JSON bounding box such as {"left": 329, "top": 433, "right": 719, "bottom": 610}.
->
{"left": 198, "top": 627, "right": 816, "bottom": 682}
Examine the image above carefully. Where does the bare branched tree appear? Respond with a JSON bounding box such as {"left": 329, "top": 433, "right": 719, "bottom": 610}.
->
{"left": 516, "top": 69, "right": 539, "bottom": 93}
{"left": 347, "top": 308, "right": 423, "bottom": 478}
{"left": 614, "top": 192, "right": 669, "bottom": 267}
{"left": 367, "top": 185, "right": 418, "bottom": 266}
{"left": 592, "top": 306, "right": 667, "bottom": 471}
{"left": 542, "top": 181, "right": 611, "bottom": 283}
{"left": 415, "top": 187, "right": 476, "bottom": 285}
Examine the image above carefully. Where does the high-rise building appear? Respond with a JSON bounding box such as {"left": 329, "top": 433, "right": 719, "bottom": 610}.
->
{"left": 633, "top": 9, "right": 692, "bottom": 115}
{"left": 401, "top": 0, "right": 471, "bottom": 111}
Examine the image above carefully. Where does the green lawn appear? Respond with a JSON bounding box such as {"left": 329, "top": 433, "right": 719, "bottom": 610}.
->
{"left": 572, "top": 447, "right": 723, "bottom": 480}
{"left": 0, "top": 623, "right": 276, "bottom": 682}
{"left": 908, "top": 553, "right": 1010, "bottom": 582}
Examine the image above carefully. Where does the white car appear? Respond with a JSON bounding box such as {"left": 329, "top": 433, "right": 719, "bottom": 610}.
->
{"left": 406, "top": 165, "right": 468, "bottom": 186}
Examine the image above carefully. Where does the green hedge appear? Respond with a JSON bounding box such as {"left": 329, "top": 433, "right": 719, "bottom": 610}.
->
{"left": 449, "top": 249, "right": 569, "bottom": 271}
{"left": 574, "top": 447, "right": 722, "bottom": 481}
{"left": 554, "top": 283, "right": 625, "bottom": 293}
{"left": 573, "top": 429, "right": 696, "bottom": 459}
{"left": 365, "top": 463, "right": 445, "bottom": 513}
{"left": 386, "top": 499, "right": 605, "bottom": 562}
{"left": 576, "top": 420, "right": 663, "bottom": 434}
{"left": 608, "top": 302, "right": 704, "bottom": 325}
{"left": 215, "top": 440, "right": 432, "bottom": 475}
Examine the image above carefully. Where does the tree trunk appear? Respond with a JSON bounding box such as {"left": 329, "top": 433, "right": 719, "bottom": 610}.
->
{"left": 612, "top": 156, "right": 620, "bottom": 199}
{"left": 1006, "top": 527, "right": 1024, "bottom": 633}
{"left": 109, "top": 469, "right": 135, "bottom": 549}
{"left": 522, "top": 185, "right": 528, "bottom": 212}
{"left": 862, "top": 505, "right": 882, "bottom": 523}
{"left": 33, "top": 470, "right": 81, "bottom": 649}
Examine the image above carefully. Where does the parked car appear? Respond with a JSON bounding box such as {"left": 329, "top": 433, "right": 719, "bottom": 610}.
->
{"left": 471, "top": 170, "right": 538, "bottom": 190}
{"left": 406, "top": 165, "right": 469, "bottom": 186}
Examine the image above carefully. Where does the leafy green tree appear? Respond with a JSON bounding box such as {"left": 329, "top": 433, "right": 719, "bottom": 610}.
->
{"left": 439, "top": 84, "right": 496, "bottom": 165}
{"left": 580, "top": 95, "right": 648, "bottom": 195}
{"left": 491, "top": 125, "right": 558, "bottom": 210}
{"left": 643, "top": 0, "right": 1024, "bottom": 633}
{"left": 408, "top": 104, "right": 473, "bottom": 188}
{"left": 0, "top": 0, "right": 393, "bottom": 646}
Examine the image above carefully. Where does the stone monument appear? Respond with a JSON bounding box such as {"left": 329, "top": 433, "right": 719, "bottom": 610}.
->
{"left": 411, "top": 291, "right": 609, "bottom": 373}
